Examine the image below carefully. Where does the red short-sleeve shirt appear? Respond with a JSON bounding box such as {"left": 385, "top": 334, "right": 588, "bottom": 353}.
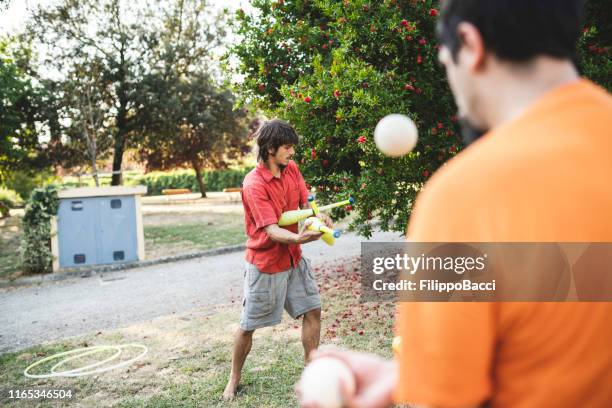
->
{"left": 241, "top": 160, "right": 310, "bottom": 273}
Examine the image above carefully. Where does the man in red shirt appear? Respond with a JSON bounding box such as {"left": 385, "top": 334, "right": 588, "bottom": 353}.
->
{"left": 223, "top": 119, "right": 333, "bottom": 400}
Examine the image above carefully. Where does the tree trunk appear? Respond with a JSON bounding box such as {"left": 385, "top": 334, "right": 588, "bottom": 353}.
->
{"left": 193, "top": 164, "right": 207, "bottom": 198}
{"left": 83, "top": 85, "right": 99, "bottom": 187}
{"left": 111, "top": 45, "right": 128, "bottom": 186}
{"left": 84, "top": 135, "right": 99, "bottom": 187}
{"left": 91, "top": 158, "right": 100, "bottom": 187}
{"left": 111, "top": 93, "right": 128, "bottom": 186}
{"left": 110, "top": 132, "right": 125, "bottom": 186}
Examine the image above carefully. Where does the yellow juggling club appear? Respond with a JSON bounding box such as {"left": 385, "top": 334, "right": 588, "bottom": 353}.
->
{"left": 305, "top": 217, "right": 341, "bottom": 246}
{"left": 278, "top": 196, "right": 354, "bottom": 226}
{"left": 308, "top": 195, "right": 320, "bottom": 216}
{"left": 392, "top": 336, "right": 402, "bottom": 355}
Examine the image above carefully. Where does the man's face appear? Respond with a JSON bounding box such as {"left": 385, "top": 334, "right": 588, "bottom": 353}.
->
{"left": 270, "top": 144, "right": 295, "bottom": 167}
{"left": 439, "top": 45, "right": 478, "bottom": 124}
{"left": 438, "top": 27, "right": 490, "bottom": 141}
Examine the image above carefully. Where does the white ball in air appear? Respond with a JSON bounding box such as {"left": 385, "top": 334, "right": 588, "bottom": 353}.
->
{"left": 374, "top": 114, "right": 419, "bottom": 157}
{"left": 298, "top": 357, "right": 356, "bottom": 408}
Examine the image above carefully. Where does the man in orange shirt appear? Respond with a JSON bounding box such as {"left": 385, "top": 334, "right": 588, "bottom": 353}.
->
{"left": 300, "top": 0, "right": 612, "bottom": 407}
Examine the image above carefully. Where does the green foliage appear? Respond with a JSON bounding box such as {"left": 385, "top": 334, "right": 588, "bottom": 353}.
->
{"left": 0, "top": 188, "right": 23, "bottom": 208}
{"left": 137, "top": 70, "right": 250, "bottom": 197}
{"left": 57, "top": 171, "right": 142, "bottom": 188}
{"left": 4, "top": 169, "right": 59, "bottom": 201}
{"left": 578, "top": 1, "right": 612, "bottom": 92}
{"left": 25, "top": 0, "right": 230, "bottom": 185}
{"left": 135, "top": 168, "right": 253, "bottom": 196}
{"left": 231, "top": 0, "right": 456, "bottom": 236}
{"left": 231, "top": 0, "right": 611, "bottom": 237}
{"left": 20, "top": 185, "right": 59, "bottom": 274}
{"left": 0, "top": 38, "right": 48, "bottom": 184}
{"left": 0, "top": 216, "right": 21, "bottom": 277}
{"left": 133, "top": 2, "right": 249, "bottom": 197}
{"left": 55, "top": 168, "right": 251, "bottom": 193}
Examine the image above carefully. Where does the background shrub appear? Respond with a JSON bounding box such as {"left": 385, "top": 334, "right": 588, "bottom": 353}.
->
{"left": 0, "top": 188, "right": 23, "bottom": 208}
{"left": 4, "top": 170, "right": 59, "bottom": 202}
{"left": 20, "top": 185, "right": 59, "bottom": 274}
{"left": 135, "top": 168, "right": 253, "bottom": 196}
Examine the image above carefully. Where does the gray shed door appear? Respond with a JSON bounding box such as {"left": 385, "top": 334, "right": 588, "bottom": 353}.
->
{"left": 98, "top": 196, "right": 137, "bottom": 264}
{"left": 57, "top": 198, "right": 97, "bottom": 267}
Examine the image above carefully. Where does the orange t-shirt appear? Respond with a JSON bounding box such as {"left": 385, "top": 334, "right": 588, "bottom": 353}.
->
{"left": 396, "top": 80, "right": 612, "bottom": 408}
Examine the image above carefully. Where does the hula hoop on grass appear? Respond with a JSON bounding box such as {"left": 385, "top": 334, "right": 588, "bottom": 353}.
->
{"left": 24, "top": 344, "right": 148, "bottom": 378}
{"left": 24, "top": 346, "right": 117, "bottom": 379}
{"left": 50, "top": 346, "right": 122, "bottom": 376}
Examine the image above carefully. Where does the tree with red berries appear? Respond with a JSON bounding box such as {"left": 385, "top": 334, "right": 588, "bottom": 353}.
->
{"left": 578, "top": 1, "right": 611, "bottom": 91}
{"left": 230, "top": 0, "right": 611, "bottom": 237}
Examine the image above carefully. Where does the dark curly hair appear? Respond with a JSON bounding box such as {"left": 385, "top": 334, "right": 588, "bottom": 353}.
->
{"left": 254, "top": 119, "right": 299, "bottom": 162}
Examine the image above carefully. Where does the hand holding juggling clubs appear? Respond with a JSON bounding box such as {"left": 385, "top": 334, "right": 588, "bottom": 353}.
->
{"left": 278, "top": 196, "right": 355, "bottom": 226}
{"left": 303, "top": 195, "right": 345, "bottom": 246}
{"left": 304, "top": 216, "right": 341, "bottom": 246}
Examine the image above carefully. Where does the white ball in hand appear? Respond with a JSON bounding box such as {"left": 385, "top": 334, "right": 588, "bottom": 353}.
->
{"left": 374, "top": 114, "right": 419, "bottom": 157}
{"left": 299, "top": 357, "right": 356, "bottom": 408}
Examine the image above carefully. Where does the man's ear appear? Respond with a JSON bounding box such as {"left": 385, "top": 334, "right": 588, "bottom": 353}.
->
{"left": 456, "top": 22, "right": 486, "bottom": 72}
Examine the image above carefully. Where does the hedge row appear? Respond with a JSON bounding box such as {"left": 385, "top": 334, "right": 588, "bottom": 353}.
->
{"left": 134, "top": 168, "right": 253, "bottom": 196}
{"left": 56, "top": 168, "right": 253, "bottom": 196}
{"left": 20, "top": 185, "right": 59, "bottom": 274}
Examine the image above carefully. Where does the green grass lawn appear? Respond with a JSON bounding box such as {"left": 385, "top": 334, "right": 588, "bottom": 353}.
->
{"left": 0, "top": 257, "right": 397, "bottom": 407}
{"left": 144, "top": 212, "right": 246, "bottom": 259}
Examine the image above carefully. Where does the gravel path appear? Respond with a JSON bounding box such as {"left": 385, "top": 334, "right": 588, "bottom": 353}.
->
{"left": 0, "top": 229, "right": 403, "bottom": 353}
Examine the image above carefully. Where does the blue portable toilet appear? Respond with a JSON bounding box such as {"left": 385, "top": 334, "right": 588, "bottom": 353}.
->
{"left": 51, "top": 186, "right": 147, "bottom": 271}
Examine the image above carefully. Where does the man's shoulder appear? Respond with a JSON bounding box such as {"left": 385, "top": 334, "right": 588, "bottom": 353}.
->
{"left": 243, "top": 167, "right": 262, "bottom": 187}
{"left": 408, "top": 139, "right": 516, "bottom": 240}
{"left": 280, "top": 160, "right": 303, "bottom": 179}
{"left": 413, "top": 135, "right": 519, "bottom": 221}
{"left": 575, "top": 79, "right": 612, "bottom": 111}
{"left": 423, "top": 142, "right": 499, "bottom": 201}
{"left": 286, "top": 160, "right": 300, "bottom": 173}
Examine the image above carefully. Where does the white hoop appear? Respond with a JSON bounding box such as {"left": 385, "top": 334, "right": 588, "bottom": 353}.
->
{"left": 50, "top": 346, "right": 122, "bottom": 375}
{"left": 24, "top": 344, "right": 148, "bottom": 378}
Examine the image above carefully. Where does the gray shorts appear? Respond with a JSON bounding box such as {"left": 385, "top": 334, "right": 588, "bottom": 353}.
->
{"left": 239, "top": 257, "right": 321, "bottom": 331}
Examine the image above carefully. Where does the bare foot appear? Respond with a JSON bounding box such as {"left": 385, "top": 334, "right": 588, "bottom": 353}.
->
{"left": 222, "top": 376, "right": 239, "bottom": 401}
